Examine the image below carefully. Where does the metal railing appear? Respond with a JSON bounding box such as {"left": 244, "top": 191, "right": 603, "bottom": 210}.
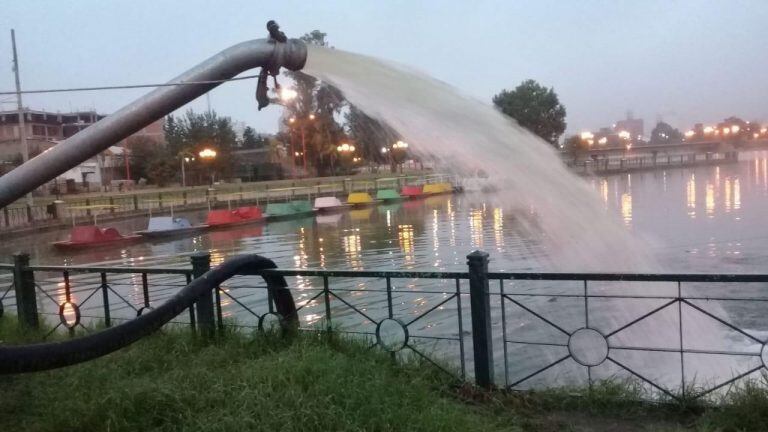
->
{"left": 0, "top": 172, "right": 459, "bottom": 230}
{"left": 2, "top": 250, "right": 768, "bottom": 401}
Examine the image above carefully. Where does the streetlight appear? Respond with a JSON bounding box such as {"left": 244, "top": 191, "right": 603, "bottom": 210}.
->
{"left": 389, "top": 140, "right": 410, "bottom": 173}
{"left": 336, "top": 143, "right": 355, "bottom": 153}
{"left": 336, "top": 143, "right": 356, "bottom": 173}
{"left": 287, "top": 113, "right": 315, "bottom": 174}
{"left": 278, "top": 87, "right": 297, "bottom": 102}
{"left": 179, "top": 152, "right": 195, "bottom": 187}
{"left": 198, "top": 148, "right": 217, "bottom": 185}
{"left": 580, "top": 131, "right": 594, "bottom": 147}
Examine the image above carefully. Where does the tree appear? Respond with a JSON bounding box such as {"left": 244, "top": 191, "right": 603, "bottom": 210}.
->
{"left": 650, "top": 122, "right": 682, "bottom": 144}
{"left": 164, "top": 110, "right": 239, "bottom": 183}
{"left": 563, "top": 135, "right": 589, "bottom": 161}
{"left": 346, "top": 106, "right": 400, "bottom": 171}
{"left": 242, "top": 126, "right": 259, "bottom": 149}
{"left": 492, "top": 79, "right": 567, "bottom": 146}
{"left": 125, "top": 136, "right": 163, "bottom": 182}
{"left": 146, "top": 158, "right": 176, "bottom": 187}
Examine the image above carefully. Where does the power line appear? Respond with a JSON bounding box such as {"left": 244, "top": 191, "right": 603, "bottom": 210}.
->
{"left": 0, "top": 74, "right": 260, "bottom": 96}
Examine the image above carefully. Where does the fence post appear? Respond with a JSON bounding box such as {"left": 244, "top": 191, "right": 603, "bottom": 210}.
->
{"left": 26, "top": 204, "right": 33, "bottom": 224}
{"left": 182, "top": 191, "right": 187, "bottom": 206}
{"left": 133, "top": 194, "right": 139, "bottom": 211}
{"left": 13, "top": 252, "right": 39, "bottom": 329}
{"left": 467, "top": 250, "right": 494, "bottom": 388}
{"left": 3, "top": 206, "right": 9, "bottom": 227}
{"left": 190, "top": 252, "right": 215, "bottom": 337}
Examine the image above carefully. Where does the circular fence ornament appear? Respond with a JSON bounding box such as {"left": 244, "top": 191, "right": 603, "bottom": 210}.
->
{"left": 568, "top": 327, "right": 609, "bottom": 367}
{"left": 376, "top": 318, "right": 409, "bottom": 352}
{"left": 258, "top": 312, "right": 282, "bottom": 332}
{"left": 58, "top": 301, "right": 81, "bottom": 329}
{"left": 761, "top": 343, "right": 768, "bottom": 369}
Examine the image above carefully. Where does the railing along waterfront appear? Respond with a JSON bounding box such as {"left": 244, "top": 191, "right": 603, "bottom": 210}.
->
{"left": 3, "top": 251, "right": 768, "bottom": 402}
{"left": 567, "top": 151, "right": 738, "bottom": 175}
{"left": 0, "top": 173, "right": 456, "bottom": 230}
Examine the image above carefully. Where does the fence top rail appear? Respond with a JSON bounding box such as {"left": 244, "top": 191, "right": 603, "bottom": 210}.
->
{"left": 259, "top": 268, "right": 470, "bottom": 279}
{"left": 10, "top": 264, "right": 192, "bottom": 276}
{"left": 3, "top": 261, "right": 768, "bottom": 283}
{"left": 487, "top": 272, "right": 768, "bottom": 283}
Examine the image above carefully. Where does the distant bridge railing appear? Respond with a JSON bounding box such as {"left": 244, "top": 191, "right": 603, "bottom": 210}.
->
{"left": 2, "top": 251, "right": 768, "bottom": 402}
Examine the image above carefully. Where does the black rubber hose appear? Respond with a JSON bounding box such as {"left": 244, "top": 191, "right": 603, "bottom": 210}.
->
{"left": 0, "top": 254, "right": 296, "bottom": 374}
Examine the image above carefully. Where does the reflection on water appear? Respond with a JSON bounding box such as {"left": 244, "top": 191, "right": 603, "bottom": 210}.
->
{"left": 593, "top": 151, "right": 768, "bottom": 273}
{"left": 687, "top": 174, "right": 696, "bottom": 218}
{"left": 469, "top": 208, "right": 484, "bottom": 249}
{"left": 397, "top": 225, "right": 415, "bottom": 266}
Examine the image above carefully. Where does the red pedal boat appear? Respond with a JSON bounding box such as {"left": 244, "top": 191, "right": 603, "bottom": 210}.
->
{"left": 206, "top": 206, "right": 264, "bottom": 228}
{"left": 53, "top": 226, "right": 142, "bottom": 249}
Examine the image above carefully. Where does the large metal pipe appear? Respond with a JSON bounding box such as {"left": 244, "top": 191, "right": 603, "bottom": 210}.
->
{"left": 0, "top": 37, "right": 307, "bottom": 208}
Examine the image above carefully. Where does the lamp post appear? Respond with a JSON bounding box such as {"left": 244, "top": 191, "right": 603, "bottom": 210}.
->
{"left": 336, "top": 142, "right": 356, "bottom": 174}
{"left": 390, "top": 140, "right": 409, "bottom": 173}
{"left": 179, "top": 152, "right": 195, "bottom": 187}
{"left": 198, "top": 148, "right": 217, "bottom": 186}
{"left": 288, "top": 113, "right": 315, "bottom": 175}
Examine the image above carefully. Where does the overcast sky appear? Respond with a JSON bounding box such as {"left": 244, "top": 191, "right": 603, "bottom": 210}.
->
{"left": 2, "top": 1, "right": 766, "bottom": 136}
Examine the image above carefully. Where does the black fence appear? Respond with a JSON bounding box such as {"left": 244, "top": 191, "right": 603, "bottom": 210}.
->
{"left": 2, "top": 251, "right": 768, "bottom": 401}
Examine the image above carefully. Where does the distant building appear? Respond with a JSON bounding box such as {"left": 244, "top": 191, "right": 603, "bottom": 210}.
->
{"left": 614, "top": 112, "right": 644, "bottom": 142}
{"left": 0, "top": 108, "right": 165, "bottom": 161}
{"left": 0, "top": 108, "right": 165, "bottom": 191}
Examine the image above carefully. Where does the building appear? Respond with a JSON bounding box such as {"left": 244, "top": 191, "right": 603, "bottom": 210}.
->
{"left": 0, "top": 108, "right": 164, "bottom": 161}
{"left": 0, "top": 108, "right": 165, "bottom": 190}
{"left": 614, "top": 112, "right": 645, "bottom": 142}
{"left": 0, "top": 110, "right": 104, "bottom": 159}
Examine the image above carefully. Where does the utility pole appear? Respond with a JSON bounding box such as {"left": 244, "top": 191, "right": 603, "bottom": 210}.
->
{"left": 11, "top": 29, "right": 33, "bottom": 206}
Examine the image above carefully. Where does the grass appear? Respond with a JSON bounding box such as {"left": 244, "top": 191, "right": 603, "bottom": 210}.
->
{"left": 2, "top": 316, "right": 768, "bottom": 431}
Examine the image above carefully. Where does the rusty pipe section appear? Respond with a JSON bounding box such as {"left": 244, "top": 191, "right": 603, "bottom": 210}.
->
{"left": 0, "top": 36, "right": 306, "bottom": 208}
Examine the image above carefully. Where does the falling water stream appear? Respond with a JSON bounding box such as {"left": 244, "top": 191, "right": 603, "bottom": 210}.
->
{"left": 302, "top": 46, "right": 753, "bottom": 393}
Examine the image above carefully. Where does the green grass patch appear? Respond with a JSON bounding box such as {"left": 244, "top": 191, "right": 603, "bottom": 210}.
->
{"left": 0, "top": 321, "right": 517, "bottom": 432}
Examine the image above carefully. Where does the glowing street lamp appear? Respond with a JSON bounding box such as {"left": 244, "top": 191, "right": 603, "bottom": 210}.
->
{"left": 731, "top": 125, "right": 741, "bottom": 134}
{"left": 684, "top": 130, "right": 695, "bottom": 140}
{"left": 703, "top": 126, "right": 714, "bottom": 134}
{"left": 336, "top": 143, "right": 355, "bottom": 153}
{"left": 618, "top": 130, "right": 631, "bottom": 140}
{"left": 287, "top": 113, "right": 315, "bottom": 174}
{"left": 279, "top": 87, "right": 298, "bottom": 102}
{"left": 199, "top": 148, "right": 217, "bottom": 159}
{"left": 198, "top": 148, "right": 217, "bottom": 185}
{"left": 179, "top": 152, "right": 195, "bottom": 187}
